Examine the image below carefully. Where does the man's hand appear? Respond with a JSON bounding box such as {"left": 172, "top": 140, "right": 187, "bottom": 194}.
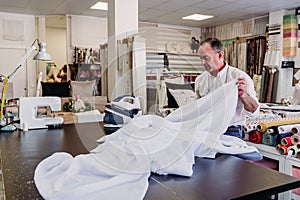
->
{"left": 236, "top": 77, "right": 247, "bottom": 97}
{"left": 236, "top": 77, "right": 258, "bottom": 113}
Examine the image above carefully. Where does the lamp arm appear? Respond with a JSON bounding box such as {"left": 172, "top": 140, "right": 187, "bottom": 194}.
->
{"left": 7, "top": 45, "right": 37, "bottom": 80}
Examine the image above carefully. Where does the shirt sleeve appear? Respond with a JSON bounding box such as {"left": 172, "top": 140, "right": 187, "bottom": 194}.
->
{"left": 194, "top": 76, "right": 201, "bottom": 99}
{"left": 244, "top": 73, "right": 260, "bottom": 116}
{"left": 194, "top": 73, "right": 209, "bottom": 99}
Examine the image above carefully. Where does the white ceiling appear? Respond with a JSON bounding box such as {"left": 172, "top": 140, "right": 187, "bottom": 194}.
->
{"left": 0, "top": 0, "right": 300, "bottom": 27}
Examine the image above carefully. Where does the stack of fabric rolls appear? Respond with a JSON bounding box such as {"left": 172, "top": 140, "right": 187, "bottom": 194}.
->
{"left": 244, "top": 116, "right": 300, "bottom": 156}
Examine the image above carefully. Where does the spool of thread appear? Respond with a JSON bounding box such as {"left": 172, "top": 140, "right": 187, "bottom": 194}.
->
{"left": 248, "top": 130, "right": 263, "bottom": 144}
{"left": 291, "top": 134, "right": 300, "bottom": 144}
{"left": 281, "top": 136, "right": 292, "bottom": 146}
{"left": 277, "top": 144, "right": 289, "bottom": 155}
{"left": 291, "top": 125, "right": 300, "bottom": 134}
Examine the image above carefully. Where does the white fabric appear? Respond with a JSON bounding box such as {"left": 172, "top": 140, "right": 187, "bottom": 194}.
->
{"left": 34, "top": 81, "right": 260, "bottom": 200}
{"left": 168, "top": 89, "right": 196, "bottom": 107}
{"left": 293, "top": 83, "right": 300, "bottom": 105}
{"left": 194, "top": 63, "right": 259, "bottom": 126}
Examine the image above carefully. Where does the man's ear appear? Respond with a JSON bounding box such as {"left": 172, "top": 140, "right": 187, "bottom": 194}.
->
{"left": 218, "top": 51, "right": 224, "bottom": 60}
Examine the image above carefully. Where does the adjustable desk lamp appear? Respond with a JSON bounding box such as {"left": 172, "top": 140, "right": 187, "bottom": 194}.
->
{"left": 0, "top": 39, "right": 52, "bottom": 127}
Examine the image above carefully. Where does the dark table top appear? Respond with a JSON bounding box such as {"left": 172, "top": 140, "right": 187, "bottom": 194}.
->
{"left": 1, "top": 122, "right": 300, "bottom": 200}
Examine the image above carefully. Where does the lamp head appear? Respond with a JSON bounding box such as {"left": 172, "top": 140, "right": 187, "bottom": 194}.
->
{"left": 33, "top": 42, "right": 52, "bottom": 61}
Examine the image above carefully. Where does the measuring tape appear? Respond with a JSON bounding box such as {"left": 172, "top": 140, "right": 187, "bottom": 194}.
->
{"left": 0, "top": 76, "right": 8, "bottom": 123}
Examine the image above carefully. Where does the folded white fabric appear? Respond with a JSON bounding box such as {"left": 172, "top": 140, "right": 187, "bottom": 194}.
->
{"left": 34, "top": 80, "right": 260, "bottom": 200}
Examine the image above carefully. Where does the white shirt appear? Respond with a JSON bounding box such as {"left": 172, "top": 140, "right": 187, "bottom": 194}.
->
{"left": 194, "top": 63, "right": 259, "bottom": 126}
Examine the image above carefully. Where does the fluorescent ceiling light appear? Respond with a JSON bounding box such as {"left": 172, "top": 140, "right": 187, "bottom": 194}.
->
{"left": 182, "top": 14, "right": 213, "bottom": 21}
{"left": 90, "top": 2, "right": 108, "bottom": 10}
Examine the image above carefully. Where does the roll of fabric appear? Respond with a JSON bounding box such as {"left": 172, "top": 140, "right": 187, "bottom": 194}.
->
{"left": 275, "top": 132, "right": 293, "bottom": 146}
{"left": 243, "top": 132, "right": 249, "bottom": 141}
{"left": 291, "top": 125, "right": 300, "bottom": 134}
{"left": 291, "top": 134, "right": 300, "bottom": 144}
{"left": 288, "top": 145, "right": 298, "bottom": 156}
{"left": 296, "top": 150, "right": 300, "bottom": 159}
{"left": 283, "top": 112, "right": 300, "bottom": 118}
{"left": 243, "top": 123, "right": 257, "bottom": 133}
{"left": 248, "top": 130, "right": 263, "bottom": 144}
{"left": 281, "top": 136, "right": 292, "bottom": 146}
{"left": 257, "top": 118, "right": 300, "bottom": 133}
{"left": 265, "top": 70, "right": 274, "bottom": 103}
{"left": 277, "top": 144, "right": 289, "bottom": 155}
{"left": 278, "top": 124, "right": 296, "bottom": 133}
{"left": 267, "top": 126, "right": 278, "bottom": 135}
{"left": 262, "top": 132, "right": 276, "bottom": 146}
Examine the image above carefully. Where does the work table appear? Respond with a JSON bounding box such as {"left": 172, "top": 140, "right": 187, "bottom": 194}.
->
{"left": 0, "top": 123, "right": 104, "bottom": 199}
{"left": 1, "top": 122, "right": 300, "bottom": 200}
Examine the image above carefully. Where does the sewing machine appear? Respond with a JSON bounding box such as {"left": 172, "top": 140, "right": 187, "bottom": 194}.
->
{"left": 19, "top": 97, "right": 64, "bottom": 130}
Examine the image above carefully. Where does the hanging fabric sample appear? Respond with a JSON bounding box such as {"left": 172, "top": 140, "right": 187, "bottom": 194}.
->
{"left": 222, "top": 40, "right": 234, "bottom": 66}
{"left": 236, "top": 39, "right": 247, "bottom": 72}
{"left": 282, "top": 14, "right": 297, "bottom": 57}
{"left": 246, "top": 37, "right": 266, "bottom": 77}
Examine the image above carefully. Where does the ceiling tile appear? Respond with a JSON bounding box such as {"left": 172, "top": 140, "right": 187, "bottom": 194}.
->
{"left": 193, "top": 0, "right": 230, "bottom": 9}
{"left": 28, "top": 0, "right": 65, "bottom": 10}
{"left": 0, "top": 0, "right": 30, "bottom": 7}
{"left": 138, "top": 0, "right": 169, "bottom": 9}
{"left": 0, "top": 0, "right": 299, "bottom": 28}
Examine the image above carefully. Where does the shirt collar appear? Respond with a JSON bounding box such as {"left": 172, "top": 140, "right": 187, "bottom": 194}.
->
{"left": 218, "top": 62, "right": 229, "bottom": 78}
{"left": 208, "top": 62, "right": 229, "bottom": 79}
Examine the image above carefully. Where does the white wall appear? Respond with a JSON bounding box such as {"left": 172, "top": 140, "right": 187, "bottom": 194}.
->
{"left": 66, "top": 15, "right": 107, "bottom": 64}
{"left": 0, "top": 12, "right": 36, "bottom": 97}
{"left": 46, "top": 27, "right": 67, "bottom": 69}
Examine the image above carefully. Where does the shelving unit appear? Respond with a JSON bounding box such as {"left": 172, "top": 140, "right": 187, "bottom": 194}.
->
{"left": 247, "top": 142, "right": 300, "bottom": 200}
{"left": 286, "top": 156, "right": 300, "bottom": 199}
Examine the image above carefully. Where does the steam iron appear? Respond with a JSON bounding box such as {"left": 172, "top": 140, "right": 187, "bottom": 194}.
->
{"left": 103, "top": 95, "right": 142, "bottom": 134}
